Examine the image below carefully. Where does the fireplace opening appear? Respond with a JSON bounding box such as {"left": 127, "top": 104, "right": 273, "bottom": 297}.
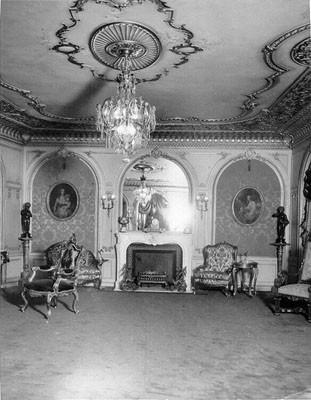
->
{"left": 126, "top": 243, "right": 183, "bottom": 287}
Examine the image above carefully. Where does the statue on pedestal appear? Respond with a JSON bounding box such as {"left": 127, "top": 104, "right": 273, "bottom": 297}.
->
{"left": 272, "top": 206, "right": 289, "bottom": 244}
{"left": 21, "top": 202, "right": 32, "bottom": 239}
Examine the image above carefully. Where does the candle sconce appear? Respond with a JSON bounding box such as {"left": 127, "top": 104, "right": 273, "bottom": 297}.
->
{"left": 101, "top": 192, "right": 115, "bottom": 217}
{"left": 196, "top": 193, "right": 208, "bottom": 219}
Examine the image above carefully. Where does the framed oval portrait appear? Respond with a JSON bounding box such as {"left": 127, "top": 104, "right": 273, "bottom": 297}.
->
{"left": 232, "top": 187, "right": 264, "bottom": 225}
{"left": 47, "top": 182, "right": 79, "bottom": 221}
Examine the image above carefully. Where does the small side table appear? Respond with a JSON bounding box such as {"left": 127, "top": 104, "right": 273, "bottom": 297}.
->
{"left": 232, "top": 261, "right": 258, "bottom": 297}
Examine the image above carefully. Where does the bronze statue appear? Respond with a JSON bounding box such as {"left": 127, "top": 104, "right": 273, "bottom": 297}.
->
{"left": 21, "top": 202, "right": 32, "bottom": 238}
{"left": 272, "top": 206, "right": 289, "bottom": 244}
{"left": 303, "top": 161, "right": 311, "bottom": 200}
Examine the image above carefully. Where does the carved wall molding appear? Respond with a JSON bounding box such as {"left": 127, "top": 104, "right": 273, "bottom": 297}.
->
{"left": 231, "top": 149, "right": 266, "bottom": 164}
{"left": 6, "top": 181, "right": 21, "bottom": 200}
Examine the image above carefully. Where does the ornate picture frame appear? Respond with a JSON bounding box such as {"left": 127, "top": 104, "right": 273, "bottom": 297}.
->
{"left": 47, "top": 182, "right": 79, "bottom": 221}
{"left": 232, "top": 187, "right": 264, "bottom": 225}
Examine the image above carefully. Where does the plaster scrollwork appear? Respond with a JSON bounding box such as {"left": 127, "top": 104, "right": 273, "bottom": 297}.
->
{"left": 219, "top": 152, "right": 230, "bottom": 159}
{"left": 26, "top": 150, "right": 47, "bottom": 169}
{"left": 270, "top": 152, "right": 290, "bottom": 172}
{"left": 178, "top": 151, "right": 188, "bottom": 160}
{"left": 150, "top": 147, "right": 163, "bottom": 159}
{"left": 291, "top": 187, "right": 298, "bottom": 200}
{"left": 291, "top": 37, "right": 311, "bottom": 67}
{"left": 52, "top": 0, "right": 203, "bottom": 84}
{"left": 232, "top": 149, "right": 265, "bottom": 164}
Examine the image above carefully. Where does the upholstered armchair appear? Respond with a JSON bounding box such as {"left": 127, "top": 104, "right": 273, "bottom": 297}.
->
{"left": 45, "top": 233, "right": 102, "bottom": 288}
{"left": 192, "top": 242, "right": 238, "bottom": 296}
{"left": 20, "top": 266, "right": 79, "bottom": 322}
{"left": 271, "top": 235, "right": 311, "bottom": 322}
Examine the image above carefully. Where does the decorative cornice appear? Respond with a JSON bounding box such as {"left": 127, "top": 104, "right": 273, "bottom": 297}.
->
{"left": 1, "top": 17, "right": 310, "bottom": 147}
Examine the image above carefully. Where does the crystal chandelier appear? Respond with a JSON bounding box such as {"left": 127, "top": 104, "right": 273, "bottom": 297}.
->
{"left": 132, "top": 162, "right": 154, "bottom": 203}
{"left": 96, "top": 49, "right": 156, "bottom": 158}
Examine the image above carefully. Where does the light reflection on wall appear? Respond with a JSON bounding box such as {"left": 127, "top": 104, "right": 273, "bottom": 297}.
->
{"left": 123, "top": 157, "right": 190, "bottom": 232}
{"left": 164, "top": 192, "right": 191, "bottom": 232}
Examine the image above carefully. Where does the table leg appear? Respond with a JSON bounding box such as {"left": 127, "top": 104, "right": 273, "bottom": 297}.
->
{"left": 232, "top": 267, "right": 238, "bottom": 296}
{"left": 248, "top": 268, "right": 253, "bottom": 297}
{"left": 252, "top": 266, "right": 259, "bottom": 296}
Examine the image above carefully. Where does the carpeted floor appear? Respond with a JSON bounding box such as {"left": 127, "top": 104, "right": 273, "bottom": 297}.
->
{"left": 1, "top": 286, "right": 311, "bottom": 400}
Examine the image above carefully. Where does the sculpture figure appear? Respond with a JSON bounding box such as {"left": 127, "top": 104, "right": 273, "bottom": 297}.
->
{"left": 21, "top": 202, "right": 32, "bottom": 238}
{"left": 272, "top": 206, "right": 289, "bottom": 244}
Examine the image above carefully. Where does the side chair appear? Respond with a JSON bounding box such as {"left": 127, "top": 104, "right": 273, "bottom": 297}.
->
{"left": 271, "top": 235, "right": 311, "bottom": 322}
{"left": 20, "top": 265, "right": 79, "bottom": 323}
{"left": 192, "top": 241, "right": 238, "bottom": 296}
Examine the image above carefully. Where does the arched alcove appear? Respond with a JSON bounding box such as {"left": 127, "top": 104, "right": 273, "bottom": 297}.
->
{"left": 121, "top": 155, "right": 192, "bottom": 232}
{"left": 215, "top": 159, "right": 281, "bottom": 257}
{"left": 32, "top": 156, "right": 97, "bottom": 252}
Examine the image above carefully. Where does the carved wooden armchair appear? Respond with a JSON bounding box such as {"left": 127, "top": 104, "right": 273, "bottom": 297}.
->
{"left": 192, "top": 242, "right": 238, "bottom": 296}
{"left": 45, "top": 233, "right": 102, "bottom": 288}
{"left": 271, "top": 235, "right": 311, "bottom": 322}
{"left": 20, "top": 264, "right": 79, "bottom": 322}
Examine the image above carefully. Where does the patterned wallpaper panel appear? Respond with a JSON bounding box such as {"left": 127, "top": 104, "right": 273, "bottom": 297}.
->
{"left": 215, "top": 160, "right": 281, "bottom": 257}
{"left": 31, "top": 157, "right": 96, "bottom": 252}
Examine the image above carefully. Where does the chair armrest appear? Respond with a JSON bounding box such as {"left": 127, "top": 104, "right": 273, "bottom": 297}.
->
{"left": 23, "top": 266, "right": 57, "bottom": 282}
{"left": 53, "top": 269, "right": 79, "bottom": 291}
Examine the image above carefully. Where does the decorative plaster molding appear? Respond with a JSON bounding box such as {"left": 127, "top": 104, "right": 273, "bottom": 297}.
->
{"left": 219, "top": 152, "right": 230, "bottom": 159}
{"left": 52, "top": 0, "right": 203, "bottom": 84}
{"left": 1, "top": 71, "right": 310, "bottom": 146}
{"left": 291, "top": 187, "right": 299, "bottom": 200}
{"left": 232, "top": 149, "right": 266, "bottom": 164}
{"left": 6, "top": 181, "right": 21, "bottom": 200}
{"left": 26, "top": 150, "right": 47, "bottom": 169}
{"left": 291, "top": 37, "right": 311, "bottom": 67}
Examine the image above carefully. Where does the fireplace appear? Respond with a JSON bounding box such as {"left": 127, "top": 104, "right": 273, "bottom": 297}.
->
{"left": 127, "top": 243, "right": 182, "bottom": 286}
{"left": 115, "top": 231, "right": 193, "bottom": 292}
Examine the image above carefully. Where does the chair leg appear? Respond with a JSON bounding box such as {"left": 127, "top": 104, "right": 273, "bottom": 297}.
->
{"left": 96, "top": 278, "right": 101, "bottom": 289}
{"left": 274, "top": 296, "right": 281, "bottom": 316}
{"left": 46, "top": 294, "right": 54, "bottom": 322}
{"left": 20, "top": 289, "right": 28, "bottom": 312}
{"left": 72, "top": 290, "right": 79, "bottom": 314}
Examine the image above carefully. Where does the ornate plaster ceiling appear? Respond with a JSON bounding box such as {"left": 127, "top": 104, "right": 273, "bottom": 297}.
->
{"left": 0, "top": 0, "right": 310, "bottom": 147}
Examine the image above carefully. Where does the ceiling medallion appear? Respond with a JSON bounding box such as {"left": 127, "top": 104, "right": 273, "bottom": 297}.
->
{"left": 90, "top": 22, "right": 161, "bottom": 71}
{"left": 95, "top": 23, "right": 158, "bottom": 159}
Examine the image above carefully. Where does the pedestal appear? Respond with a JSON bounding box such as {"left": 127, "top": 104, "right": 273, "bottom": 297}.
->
{"left": 270, "top": 242, "right": 289, "bottom": 274}
{"left": 19, "top": 237, "right": 32, "bottom": 274}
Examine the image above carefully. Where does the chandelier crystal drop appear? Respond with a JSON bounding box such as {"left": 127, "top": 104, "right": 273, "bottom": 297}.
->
{"left": 96, "top": 53, "right": 156, "bottom": 158}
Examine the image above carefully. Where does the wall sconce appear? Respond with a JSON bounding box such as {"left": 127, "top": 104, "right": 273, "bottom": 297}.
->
{"left": 196, "top": 193, "right": 208, "bottom": 219}
{"left": 101, "top": 192, "right": 115, "bottom": 216}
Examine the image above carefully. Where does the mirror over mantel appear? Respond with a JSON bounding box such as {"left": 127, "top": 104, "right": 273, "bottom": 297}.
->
{"left": 122, "top": 156, "right": 191, "bottom": 233}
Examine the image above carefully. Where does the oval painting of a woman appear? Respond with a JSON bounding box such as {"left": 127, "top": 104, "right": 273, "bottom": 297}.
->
{"left": 232, "top": 187, "right": 264, "bottom": 225}
{"left": 47, "top": 182, "right": 79, "bottom": 220}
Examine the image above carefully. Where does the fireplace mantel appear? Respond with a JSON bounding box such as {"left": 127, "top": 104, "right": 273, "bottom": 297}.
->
{"left": 115, "top": 231, "right": 193, "bottom": 292}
